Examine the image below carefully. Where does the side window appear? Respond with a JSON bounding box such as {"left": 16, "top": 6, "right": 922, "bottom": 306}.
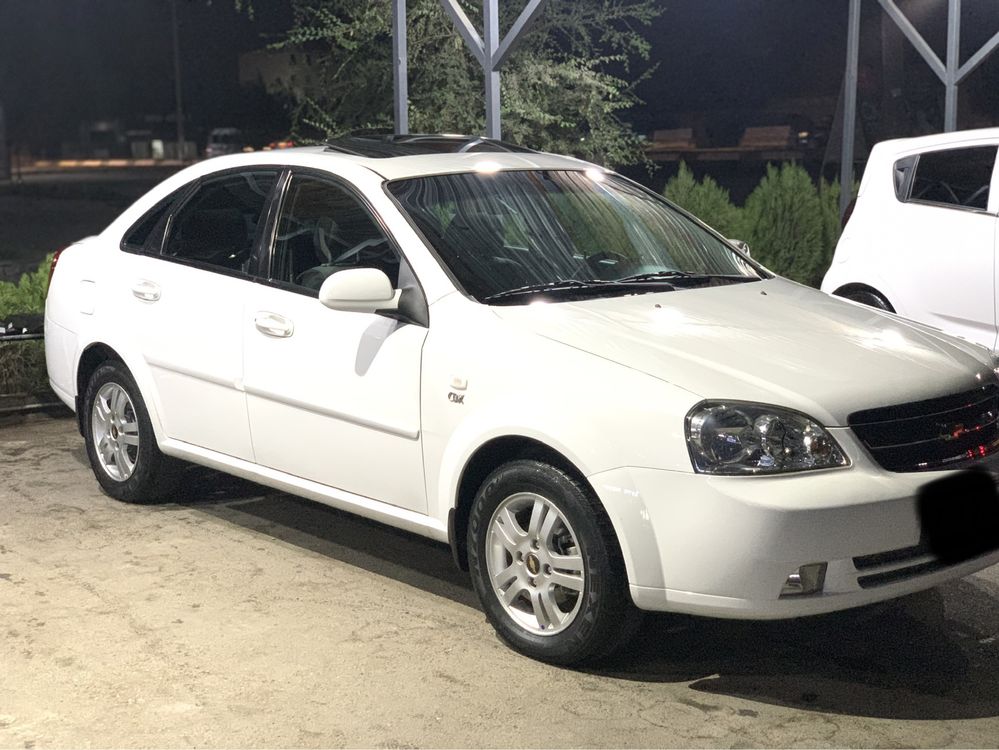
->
{"left": 909, "top": 146, "right": 997, "bottom": 210}
{"left": 120, "top": 194, "right": 177, "bottom": 254}
{"left": 271, "top": 174, "right": 399, "bottom": 292}
{"left": 162, "top": 170, "right": 278, "bottom": 272}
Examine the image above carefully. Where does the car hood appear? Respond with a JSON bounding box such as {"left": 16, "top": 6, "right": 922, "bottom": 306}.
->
{"left": 491, "top": 278, "right": 995, "bottom": 426}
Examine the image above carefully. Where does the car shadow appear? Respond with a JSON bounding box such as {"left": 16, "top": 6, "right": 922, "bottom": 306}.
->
{"left": 171, "top": 466, "right": 478, "bottom": 609}
{"left": 170, "top": 467, "right": 999, "bottom": 721}
{"left": 591, "top": 580, "right": 999, "bottom": 721}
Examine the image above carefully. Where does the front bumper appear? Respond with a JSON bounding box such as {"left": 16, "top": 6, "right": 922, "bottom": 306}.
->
{"left": 589, "top": 431, "right": 999, "bottom": 619}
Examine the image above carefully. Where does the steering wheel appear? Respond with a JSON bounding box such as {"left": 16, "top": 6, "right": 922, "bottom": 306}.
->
{"left": 584, "top": 249, "right": 633, "bottom": 278}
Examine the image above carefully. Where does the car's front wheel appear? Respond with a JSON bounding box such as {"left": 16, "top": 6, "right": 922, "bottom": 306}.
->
{"left": 82, "top": 362, "right": 182, "bottom": 503}
{"left": 467, "top": 459, "right": 641, "bottom": 665}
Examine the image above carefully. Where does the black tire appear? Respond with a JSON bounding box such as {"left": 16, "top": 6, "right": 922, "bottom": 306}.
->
{"left": 467, "top": 459, "right": 641, "bottom": 665}
{"left": 841, "top": 288, "right": 893, "bottom": 312}
{"left": 81, "top": 361, "right": 183, "bottom": 503}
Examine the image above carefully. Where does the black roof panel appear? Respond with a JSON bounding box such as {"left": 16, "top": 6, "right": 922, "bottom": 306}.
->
{"left": 323, "top": 133, "right": 535, "bottom": 159}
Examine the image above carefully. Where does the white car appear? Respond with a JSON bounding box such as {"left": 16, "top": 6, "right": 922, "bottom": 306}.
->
{"left": 823, "top": 128, "right": 999, "bottom": 351}
{"left": 46, "top": 134, "right": 999, "bottom": 665}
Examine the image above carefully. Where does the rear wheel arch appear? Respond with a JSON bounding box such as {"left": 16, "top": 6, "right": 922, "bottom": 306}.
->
{"left": 75, "top": 343, "right": 125, "bottom": 434}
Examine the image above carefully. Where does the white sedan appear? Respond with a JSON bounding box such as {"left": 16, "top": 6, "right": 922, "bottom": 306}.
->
{"left": 46, "top": 134, "right": 999, "bottom": 665}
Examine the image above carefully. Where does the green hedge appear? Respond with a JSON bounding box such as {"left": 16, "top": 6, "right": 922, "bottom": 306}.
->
{"left": 0, "top": 256, "right": 51, "bottom": 397}
{"left": 664, "top": 162, "right": 849, "bottom": 287}
{"left": 0, "top": 255, "right": 50, "bottom": 319}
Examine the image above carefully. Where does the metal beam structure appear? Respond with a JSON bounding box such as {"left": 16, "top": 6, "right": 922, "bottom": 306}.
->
{"left": 841, "top": 0, "right": 862, "bottom": 219}
{"left": 483, "top": 0, "right": 501, "bottom": 139}
{"left": 841, "top": 0, "right": 999, "bottom": 216}
{"left": 436, "top": 0, "right": 550, "bottom": 139}
{"left": 169, "top": 0, "right": 186, "bottom": 160}
{"left": 393, "top": 0, "right": 409, "bottom": 134}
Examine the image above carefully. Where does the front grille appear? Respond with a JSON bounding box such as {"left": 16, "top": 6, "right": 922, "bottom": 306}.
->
{"left": 855, "top": 559, "right": 948, "bottom": 589}
{"left": 853, "top": 541, "right": 931, "bottom": 570}
{"left": 853, "top": 542, "right": 944, "bottom": 589}
{"left": 849, "top": 383, "right": 999, "bottom": 472}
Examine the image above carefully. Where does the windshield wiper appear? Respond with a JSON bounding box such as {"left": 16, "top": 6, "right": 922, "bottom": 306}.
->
{"left": 483, "top": 277, "right": 674, "bottom": 303}
{"left": 615, "top": 270, "right": 756, "bottom": 285}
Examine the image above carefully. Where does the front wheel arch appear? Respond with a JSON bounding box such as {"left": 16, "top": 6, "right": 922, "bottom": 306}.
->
{"left": 450, "top": 436, "right": 604, "bottom": 572}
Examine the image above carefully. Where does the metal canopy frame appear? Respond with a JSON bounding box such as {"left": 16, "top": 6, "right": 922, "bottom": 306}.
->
{"left": 392, "top": 0, "right": 550, "bottom": 138}
{"left": 841, "top": 0, "right": 999, "bottom": 216}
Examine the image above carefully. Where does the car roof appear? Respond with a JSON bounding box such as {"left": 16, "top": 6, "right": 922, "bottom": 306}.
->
{"left": 875, "top": 126, "right": 999, "bottom": 154}
{"left": 196, "top": 134, "right": 595, "bottom": 181}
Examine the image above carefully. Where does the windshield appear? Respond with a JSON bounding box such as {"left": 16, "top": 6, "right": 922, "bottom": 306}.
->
{"left": 388, "top": 169, "right": 763, "bottom": 304}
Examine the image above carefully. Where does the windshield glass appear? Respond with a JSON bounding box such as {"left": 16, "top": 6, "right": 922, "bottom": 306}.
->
{"left": 388, "top": 169, "right": 763, "bottom": 303}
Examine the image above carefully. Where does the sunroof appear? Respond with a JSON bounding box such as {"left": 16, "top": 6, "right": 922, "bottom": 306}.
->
{"left": 323, "top": 134, "right": 535, "bottom": 158}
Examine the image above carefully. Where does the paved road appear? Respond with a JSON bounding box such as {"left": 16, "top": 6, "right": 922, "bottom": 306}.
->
{"left": 2, "top": 415, "right": 999, "bottom": 748}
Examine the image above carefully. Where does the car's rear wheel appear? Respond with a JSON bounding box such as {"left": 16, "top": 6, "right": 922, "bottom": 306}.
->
{"left": 467, "top": 459, "right": 641, "bottom": 665}
{"left": 82, "top": 362, "right": 182, "bottom": 503}
{"left": 840, "top": 288, "right": 894, "bottom": 312}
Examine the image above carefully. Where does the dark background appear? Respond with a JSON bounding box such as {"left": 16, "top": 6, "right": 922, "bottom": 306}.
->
{"left": 3, "top": 1, "right": 999, "bottom": 158}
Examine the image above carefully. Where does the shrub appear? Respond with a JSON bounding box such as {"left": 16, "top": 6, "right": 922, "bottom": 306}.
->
{"left": 0, "top": 255, "right": 51, "bottom": 320}
{"left": 740, "top": 163, "right": 825, "bottom": 286}
{"left": 817, "top": 178, "right": 843, "bottom": 287}
{"left": 0, "top": 256, "right": 51, "bottom": 397}
{"left": 663, "top": 162, "right": 742, "bottom": 238}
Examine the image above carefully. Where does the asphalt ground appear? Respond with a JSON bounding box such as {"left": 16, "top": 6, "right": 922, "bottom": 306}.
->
{"left": 3, "top": 414, "right": 999, "bottom": 748}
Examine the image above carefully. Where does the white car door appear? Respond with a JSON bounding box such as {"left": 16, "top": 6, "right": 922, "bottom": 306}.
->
{"left": 242, "top": 171, "right": 429, "bottom": 513}
{"left": 892, "top": 144, "right": 999, "bottom": 349}
{"left": 119, "top": 168, "right": 279, "bottom": 460}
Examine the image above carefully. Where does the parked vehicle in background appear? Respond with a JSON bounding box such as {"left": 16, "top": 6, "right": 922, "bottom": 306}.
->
{"left": 204, "top": 127, "right": 244, "bottom": 159}
{"left": 262, "top": 138, "right": 296, "bottom": 151}
{"left": 46, "top": 134, "right": 999, "bottom": 665}
{"left": 823, "top": 128, "right": 999, "bottom": 352}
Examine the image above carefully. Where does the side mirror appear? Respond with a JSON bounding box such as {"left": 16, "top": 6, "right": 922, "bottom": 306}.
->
{"left": 319, "top": 268, "right": 400, "bottom": 314}
{"left": 729, "top": 239, "right": 751, "bottom": 258}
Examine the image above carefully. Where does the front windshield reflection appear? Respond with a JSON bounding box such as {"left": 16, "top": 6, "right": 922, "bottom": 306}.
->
{"left": 388, "top": 170, "right": 763, "bottom": 304}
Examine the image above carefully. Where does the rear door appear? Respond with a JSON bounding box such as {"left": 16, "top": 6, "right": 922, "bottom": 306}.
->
{"left": 119, "top": 168, "right": 279, "bottom": 459}
{"left": 893, "top": 144, "right": 999, "bottom": 349}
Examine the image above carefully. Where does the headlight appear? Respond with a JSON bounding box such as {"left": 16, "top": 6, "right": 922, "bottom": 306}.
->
{"left": 686, "top": 401, "right": 849, "bottom": 475}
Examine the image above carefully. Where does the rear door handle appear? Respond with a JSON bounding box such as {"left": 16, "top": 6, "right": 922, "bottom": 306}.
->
{"left": 132, "top": 280, "right": 161, "bottom": 302}
{"left": 254, "top": 312, "right": 294, "bottom": 338}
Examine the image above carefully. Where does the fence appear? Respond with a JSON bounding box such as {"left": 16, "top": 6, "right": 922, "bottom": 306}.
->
{"left": 0, "top": 324, "right": 62, "bottom": 416}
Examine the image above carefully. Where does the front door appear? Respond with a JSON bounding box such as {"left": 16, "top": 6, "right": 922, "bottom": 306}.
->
{"left": 242, "top": 172, "right": 429, "bottom": 512}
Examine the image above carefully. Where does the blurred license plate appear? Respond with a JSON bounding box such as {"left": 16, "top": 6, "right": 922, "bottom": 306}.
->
{"left": 917, "top": 469, "right": 999, "bottom": 564}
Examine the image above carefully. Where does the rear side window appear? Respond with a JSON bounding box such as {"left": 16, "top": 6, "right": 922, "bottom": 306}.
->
{"left": 908, "top": 146, "right": 997, "bottom": 210}
{"left": 162, "top": 170, "right": 278, "bottom": 272}
{"left": 121, "top": 197, "right": 175, "bottom": 253}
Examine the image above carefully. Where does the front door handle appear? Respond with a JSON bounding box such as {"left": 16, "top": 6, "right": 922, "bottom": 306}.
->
{"left": 132, "top": 280, "right": 161, "bottom": 302}
{"left": 254, "top": 312, "right": 294, "bottom": 338}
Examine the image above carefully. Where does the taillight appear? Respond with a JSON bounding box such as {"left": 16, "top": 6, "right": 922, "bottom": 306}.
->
{"left": 48, "top": 246, "right": 67, "bottom": 291}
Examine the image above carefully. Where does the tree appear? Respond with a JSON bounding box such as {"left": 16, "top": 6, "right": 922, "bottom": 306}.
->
{"left": 663, "top": 162, "right": 741, "bottom": 239}
{"left": 274, "top": 0, "right": 660, "bottom": 166}
{"left": 740, "top": 163, "right": 825, "bottom": 286}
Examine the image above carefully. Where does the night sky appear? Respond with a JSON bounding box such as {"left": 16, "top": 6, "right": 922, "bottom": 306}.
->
{"left": 2, "top": 1, "right": 999, "bottom": 154}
